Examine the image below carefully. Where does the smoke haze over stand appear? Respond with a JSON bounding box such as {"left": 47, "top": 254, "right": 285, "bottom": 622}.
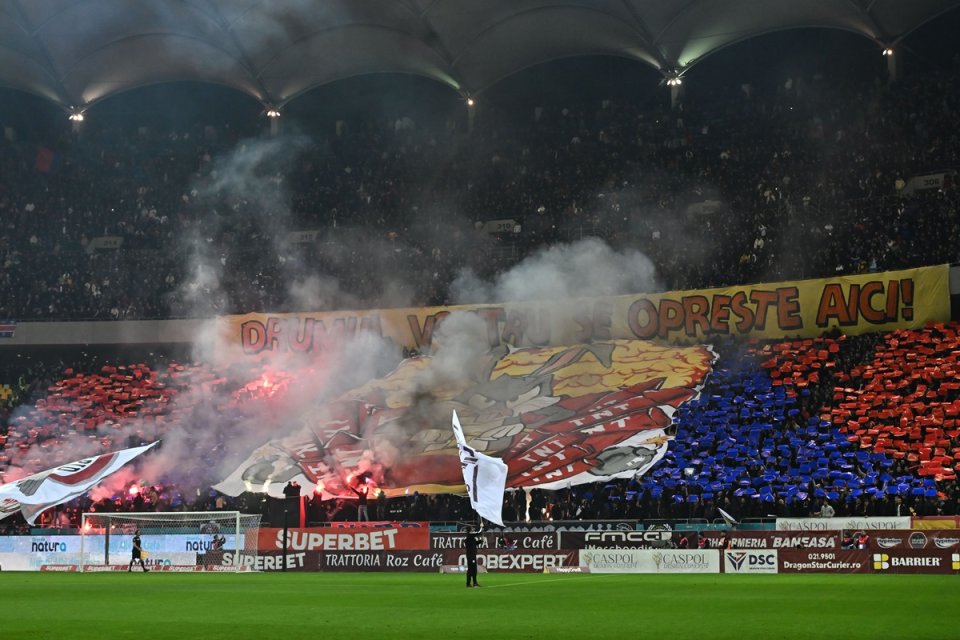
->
{"left": 3, "top": 130, "right": 672, "bottom": 507}
{"left": 0, "top": 131, "right": 405, "bottom": 504}
{"left": 351, "top": 239, "right": 665, "bottom": 474}
{"left": 144, "top": 131, "right": 407, "bottom": 495}
{"left": 452, "top": 236, "right": 660, "bottom": 304}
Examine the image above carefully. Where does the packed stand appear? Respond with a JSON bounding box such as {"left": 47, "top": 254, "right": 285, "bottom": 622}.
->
{"left": 832, "top": 323, "right": 960, "bottom": 484}
{"left": 1, "top": 66, "right": 959, "bottom": 320}
{"left": 3, "top": 324, "right": 960, "bottom": 531}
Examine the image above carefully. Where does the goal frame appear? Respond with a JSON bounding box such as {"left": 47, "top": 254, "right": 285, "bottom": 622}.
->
{"left": 79, "top": 511, "right": 250, "bottom": 571}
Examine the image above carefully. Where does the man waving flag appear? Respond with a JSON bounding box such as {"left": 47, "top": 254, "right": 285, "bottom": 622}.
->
{"left": 452, "top": 411, "right": 508, "bottom": 526}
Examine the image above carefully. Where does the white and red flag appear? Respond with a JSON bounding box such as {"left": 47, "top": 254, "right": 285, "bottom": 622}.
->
{"left": 0, "top": 442, "right": 158, "bottom": 524}
{"left": 452, "top": 410, "right": 508, "bottom": 526}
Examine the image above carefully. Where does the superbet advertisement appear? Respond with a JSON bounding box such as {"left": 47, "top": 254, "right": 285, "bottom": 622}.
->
{"left": 257, "top": 526, "right": 430, "bottom": 552}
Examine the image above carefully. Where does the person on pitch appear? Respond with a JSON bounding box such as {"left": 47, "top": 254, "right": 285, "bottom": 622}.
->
{"left": 464, "top": 524, "right": 483, "bottom": 588}
{"left": 129, "top": 528, "right": 149, "bottom": 572}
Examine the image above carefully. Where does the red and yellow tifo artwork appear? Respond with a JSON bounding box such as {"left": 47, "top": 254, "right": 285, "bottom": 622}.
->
{"left": 215, "top": 340, "right": 715, "bottom": 499}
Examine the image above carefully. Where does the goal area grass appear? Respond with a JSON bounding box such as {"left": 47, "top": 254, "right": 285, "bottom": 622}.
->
{"left": 0, "top": 572, "right": 951, "bottom": 640}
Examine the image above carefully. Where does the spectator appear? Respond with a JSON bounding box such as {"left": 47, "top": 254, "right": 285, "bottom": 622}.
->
{"left": 819, "top": 501, "right": 836, "bottom": 518}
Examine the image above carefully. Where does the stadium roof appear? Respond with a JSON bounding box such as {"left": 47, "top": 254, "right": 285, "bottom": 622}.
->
{"left": 1, "top": 0, "right": 958, "bottom": 110}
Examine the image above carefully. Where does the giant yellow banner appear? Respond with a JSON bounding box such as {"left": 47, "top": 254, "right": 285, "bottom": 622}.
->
{"left": 225, "top": 265, "right": 950, "bottom": 355}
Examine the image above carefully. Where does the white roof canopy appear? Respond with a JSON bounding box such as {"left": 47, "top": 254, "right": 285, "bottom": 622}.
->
{"left": 1, "top": 0, "right": 957, "bottom": 109}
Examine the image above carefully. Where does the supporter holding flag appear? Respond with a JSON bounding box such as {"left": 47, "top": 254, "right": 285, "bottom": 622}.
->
{"left": 464, "top": 523, "right": 483, "bottom": 588}
{"left": 452, "top": 411, "right": 508, "bottom": 526}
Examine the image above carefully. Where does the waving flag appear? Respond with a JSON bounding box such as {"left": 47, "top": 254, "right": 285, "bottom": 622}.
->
{"left": 718, "top": 507, "right": 739, "bottom": 528}
{"left": 452, "top": 410, "right": 507, "bottom": 526}
{"left": 0, "top": 442, "right": 158, "bottom": 524}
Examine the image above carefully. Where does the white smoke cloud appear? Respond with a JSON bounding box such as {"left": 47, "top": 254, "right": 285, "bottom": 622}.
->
{"left": 287, "top": 274, "right": 354, "bottom": 312}
{"left": 417, "top": 311, "right": 492, "bottom": 388}
{"left": 140, "top": 132, "right": 405, "bottom": 492}
{"left": 453, "top": 236, "right": 659, "bottom": 304}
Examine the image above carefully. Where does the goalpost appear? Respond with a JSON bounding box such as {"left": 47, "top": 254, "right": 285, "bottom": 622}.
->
{"left": 79, "top": 511, "right": 262, "bottom": 572}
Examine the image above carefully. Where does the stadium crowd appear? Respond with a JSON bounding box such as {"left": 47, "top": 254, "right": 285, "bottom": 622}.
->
{"left": 3, "top": 323, "right": 960, "bottom": 534}
{"left": 2, "top": 59, "right": 960, "bottom": 532}
{"left": 1, "top": 65, "right": 958, "bottom": 321}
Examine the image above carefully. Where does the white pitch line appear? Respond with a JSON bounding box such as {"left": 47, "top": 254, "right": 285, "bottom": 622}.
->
{"left": 480, "top": 574, "right": 624, "bottom": 589}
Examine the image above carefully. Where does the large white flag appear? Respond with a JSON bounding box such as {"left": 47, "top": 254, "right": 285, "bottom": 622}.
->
{"left": 452, "top": 410, "right": 508, "bottom": 526}
{"left": 0, "top": 442, "right": 158, "bottom": 524}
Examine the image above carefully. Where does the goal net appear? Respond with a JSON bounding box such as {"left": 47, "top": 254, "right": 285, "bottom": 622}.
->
{"left": 80, "top": 511, "right": 262, "bottom": 572}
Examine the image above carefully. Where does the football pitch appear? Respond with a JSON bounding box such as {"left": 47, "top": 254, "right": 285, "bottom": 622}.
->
{"left": 0, "top": 572, "right": 952, "bottom": 640}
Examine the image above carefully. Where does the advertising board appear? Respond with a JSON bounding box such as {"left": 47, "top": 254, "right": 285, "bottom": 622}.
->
{"left": 579, "top": 549, "right": 720, "bottom": 573}
{"left": 775, "top": 517, "right": 909, "bottom": 531}
{"left": 870, "top": 550, "right": 960, "bottom": 574}
{"left": 450, "top": 550, "right": 577, "bottom": 573}
{"left": 430, "top": 532, "right": 558, "bottom": 551}
{"left": 870, "top": 530, "right": 960, "bottom": 551}
{"left": 723, "top": 550, "right": 778, "bottom": 574}
{"left": 559, "top": 530, "right": 678, "bottom": 549}
{"left": 700, "top": 531, "right": 838, "bottom": 550}
{"left": 256, "top": 527, "right": 430, "bottom": 551}
{"left": 778, "top": 550, "right": 868, "bottom": 573}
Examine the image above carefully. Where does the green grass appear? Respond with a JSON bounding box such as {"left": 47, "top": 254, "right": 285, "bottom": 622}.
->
{"left": 0, "top": 572, "right": 953, "bottom": 640}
